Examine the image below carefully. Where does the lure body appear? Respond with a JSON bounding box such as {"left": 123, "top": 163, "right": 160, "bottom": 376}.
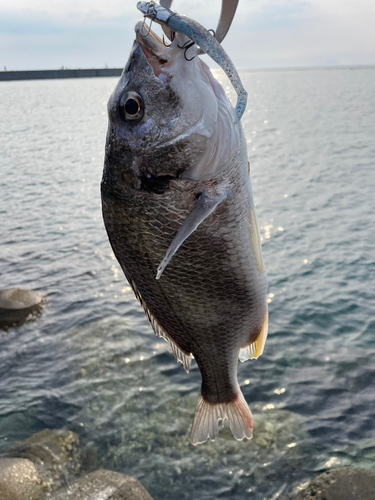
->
{"left": 137, "top": 0, "right": 247, "bottom": 123}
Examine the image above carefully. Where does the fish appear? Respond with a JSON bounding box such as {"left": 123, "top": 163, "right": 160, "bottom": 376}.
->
{"left": 101, "top": 20, "right": 268, "bottom": 445}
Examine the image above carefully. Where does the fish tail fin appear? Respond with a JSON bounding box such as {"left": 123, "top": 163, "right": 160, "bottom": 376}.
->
{"left": 190, "top": 390, "right": 253, "bottom": 445}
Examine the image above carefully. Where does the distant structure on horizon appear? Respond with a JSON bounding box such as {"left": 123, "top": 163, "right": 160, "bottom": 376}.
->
{"left": 0, "top": 68, "right": 123, "bottom": 82}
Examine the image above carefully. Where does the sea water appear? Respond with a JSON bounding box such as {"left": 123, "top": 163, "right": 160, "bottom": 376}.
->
{"left": 0, "top": 66, "right": 374, "bottom": 499}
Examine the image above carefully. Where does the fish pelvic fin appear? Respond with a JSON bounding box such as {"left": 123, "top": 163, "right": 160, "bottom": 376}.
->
{"left": 156, "top": 189, "right": 228, "bottom": 280}
{"left": 239, "top": 310, "right": 269, "bottom": 362}
{"left": 191, "top": 390, "right": 253, "bottom": 445}
{"left": 128, "top": 276, "right": 193, "bottom": 373}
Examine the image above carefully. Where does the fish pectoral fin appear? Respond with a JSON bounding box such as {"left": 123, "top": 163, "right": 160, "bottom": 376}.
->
{"left": 156, "top": 189, "right": 228, "bottom": 280}
{"left": 239, "top": 310, "right": 269, "bottom": 362}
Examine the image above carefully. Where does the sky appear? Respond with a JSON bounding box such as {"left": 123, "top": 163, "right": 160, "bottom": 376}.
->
{"left": 0, "top": 0, "right": 374, "bottom": 71}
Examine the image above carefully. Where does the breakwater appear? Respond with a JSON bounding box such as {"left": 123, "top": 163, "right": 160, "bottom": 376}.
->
{"left": 0, "top": 68, "right": 122, "bottom": 82}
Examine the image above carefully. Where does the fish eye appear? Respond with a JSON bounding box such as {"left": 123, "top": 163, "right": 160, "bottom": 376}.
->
{"left": 120, "top": 91, "right": 144, "bottom": 122}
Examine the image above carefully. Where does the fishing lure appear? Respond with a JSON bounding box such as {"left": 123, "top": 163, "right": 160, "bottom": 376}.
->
{"left": 137, "top": 0, "right": 247, "bottom": 123}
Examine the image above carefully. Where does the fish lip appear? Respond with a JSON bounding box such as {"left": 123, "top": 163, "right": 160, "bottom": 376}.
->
{"left": 135, "top": 20, "right": 169, "bottom": 61}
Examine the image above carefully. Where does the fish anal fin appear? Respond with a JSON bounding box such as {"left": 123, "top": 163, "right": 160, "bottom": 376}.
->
{"left": 128, "top": 277, "right": 192, "bottom": 373}
{"left": 239, "top": 310, "right": 269, "bottom": 362}
{"left": 154, "top": 323, "right": 192, "bottom": 373}
{"left": 250, "top": 206, "right": 265, "bottom": 274}
{"left": 191, "top": 389, "right": 253, "bottom": 445}
{"left": 156, "top": 189, "right": 228, "bottom": 279}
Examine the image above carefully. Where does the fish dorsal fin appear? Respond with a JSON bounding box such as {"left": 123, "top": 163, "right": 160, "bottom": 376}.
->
{"left": 127, "top": 276, "right": 193, "bottom": 373}
{"left": 239, "top": 310, "right": 269, "bottom": 362}
{"left": 156, "top": 189, "right": 228, "bottom": 280}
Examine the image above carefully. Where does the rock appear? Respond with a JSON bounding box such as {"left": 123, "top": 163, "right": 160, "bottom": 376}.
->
{"left": 289, "top": 467, "right": 375, "bottom": 500}
{"left": 1, "top": 429, "right": 83, "bottom": 493}
{"left": 0, "top": 289, "right": 43, "bottom": 310}
{"left": 50, "top": 469, "right": 154, "bottom": 500}
{"left": 0, "top": 289, "right": 45, "bottom": 329}
{"left": 0, "top": 458, "right": 45, "bottom": 500}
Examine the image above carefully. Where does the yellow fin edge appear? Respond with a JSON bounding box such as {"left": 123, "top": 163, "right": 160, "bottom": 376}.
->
{"left": 239, "top": 310, "right": 269, "bottom": 362}
{"left": 250, "top": 206, "right": 265, "bottom": 274}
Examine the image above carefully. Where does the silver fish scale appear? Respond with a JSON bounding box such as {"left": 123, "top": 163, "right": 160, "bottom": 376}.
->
{"left": 102, "top": 151, "right": 267, "bottom": 405}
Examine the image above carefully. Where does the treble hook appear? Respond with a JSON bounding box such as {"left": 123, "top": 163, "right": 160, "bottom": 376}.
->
{"left": 177, "top": 30, "right": 214, "bottom": 61}
{"left": 140, "top": 16, "right": 153, "bottom": 37}
{"left": 140, "top": 0, "right": 159, "bottom": 36}
{"left": 162, "top": 31, "right": 175, "bottom": 47}
{"left": 178, "top": 40, "right": 196, "bottom": 61}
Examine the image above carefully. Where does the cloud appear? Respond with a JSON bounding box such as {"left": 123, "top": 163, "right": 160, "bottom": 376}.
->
{"left": 0, "top": 13, "right": 68, "bottom": 36}
{"left": 0, "top": 0, "right": 136, "bottom": 22}
{"left": 0, "top": 0, "right": 374, "bottom": 70}
{"left": 237, "top": 0, "right": 311, "bottom": 32}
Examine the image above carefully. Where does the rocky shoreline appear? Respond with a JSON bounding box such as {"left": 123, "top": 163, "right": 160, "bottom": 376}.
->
{"left": 0, "top": 429, "right": 154, "bottom": 500}
{"left": 287, "top": 467, "right": 375, "bottom": 500}
{"left": 1, "top": 428, "right": 375, "bottom": 500}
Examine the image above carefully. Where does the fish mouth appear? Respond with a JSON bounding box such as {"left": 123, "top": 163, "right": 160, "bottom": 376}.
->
{"left": 135, "top": 20, "right": 178, "bottom": 80}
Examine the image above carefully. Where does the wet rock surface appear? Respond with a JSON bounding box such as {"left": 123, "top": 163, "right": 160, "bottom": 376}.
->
{"left": 51, "top": 469, "right": 154, "bottom": 500}
{"left": 289, "top": 467, "right": 375, "bottom": 500}
{"left": 0, "top": 457, "right": 44, "bottom": 500}
{"left": 0, "top": 429, "right": 154, "bottom": 500}
{"left": 1, "top": 429, "right": 83, "bottom": 493}
{"left": 0, "top": 289, "right": 45, "bottom": 329}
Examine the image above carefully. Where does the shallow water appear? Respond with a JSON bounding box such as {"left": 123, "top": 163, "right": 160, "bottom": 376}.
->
{"left": 0, "top": 66, "right": 374, "bottom": 499}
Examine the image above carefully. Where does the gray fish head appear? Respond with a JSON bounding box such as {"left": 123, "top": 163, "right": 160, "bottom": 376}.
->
{"left": 104, "top": 22, "right": 239, "bottom": 187}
